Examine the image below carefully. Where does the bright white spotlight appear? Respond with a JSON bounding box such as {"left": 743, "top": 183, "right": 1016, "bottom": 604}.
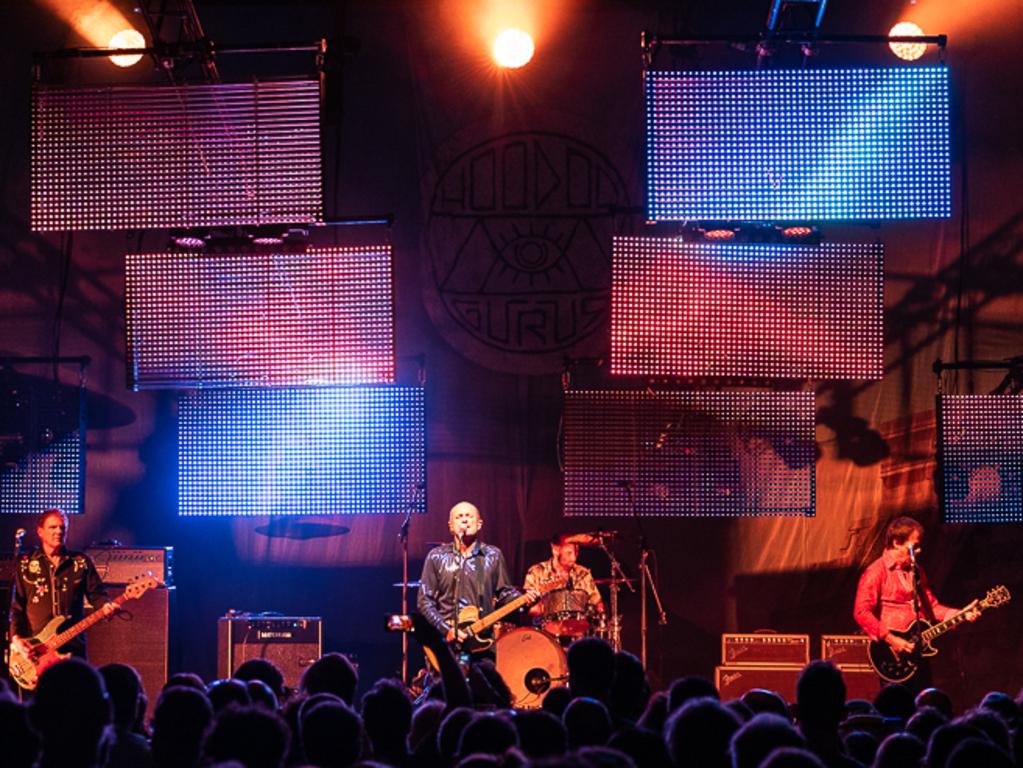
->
{"left": 889, "top": 21, "right": 926, "bottom": 61}
{"left": 108, "top": 28, "right": 145, "bottom": 67}
{"left": 493, "top": 28, "right": 535, "bottom": 69}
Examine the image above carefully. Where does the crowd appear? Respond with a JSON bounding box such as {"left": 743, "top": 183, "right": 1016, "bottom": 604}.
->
{"left": 1, "top": 622, "right": 1021, "bottom": 768}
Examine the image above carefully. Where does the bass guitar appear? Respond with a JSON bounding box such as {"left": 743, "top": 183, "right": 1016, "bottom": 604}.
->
{"left": 8, "top": 574, "right": 160, "bottom": 690}
{"left": 424, "top": 578, "right": 563, "bottom": 670}
{"left": 867, "top": 584, "right": 1010, "bottom": 683}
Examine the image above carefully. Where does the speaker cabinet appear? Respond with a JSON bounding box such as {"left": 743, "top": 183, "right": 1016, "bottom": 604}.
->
{"left": 217, "top": 616, "right": 322, "bottom": 690}
{"left": 716, "top": 664, "right": 882, "bottom": 703}
{"left": 88, "top": 586, "right": 174, "bottom": 719}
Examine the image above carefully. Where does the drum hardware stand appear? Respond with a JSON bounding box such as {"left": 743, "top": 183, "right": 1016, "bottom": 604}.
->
{"left": 397, "top": 481, "right": 425, "bottom": 686}
{"left": 597, "top": 534, "right": 634, "bottom": 652}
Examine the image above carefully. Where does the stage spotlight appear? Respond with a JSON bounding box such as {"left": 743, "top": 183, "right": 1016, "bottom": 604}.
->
{"left": 493, "top": 28, "right": 534, "bottom": 68}
{"left": 703, "top": 228, "right": 736, "bottom": 241}
{"left": 108, "top": 27, "right": 145, "bottom": 67}
{"left": 889, "top": 21, "right": 926, "bottom": 61}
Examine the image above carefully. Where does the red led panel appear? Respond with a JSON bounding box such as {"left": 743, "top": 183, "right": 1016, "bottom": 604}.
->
{"left": 31, "top": 80, "right": 323, "bottom": 231}
{"left": 938, "top": 395, "right": 1023, "bottom": 523}
{"left": 611, "top": 237, "right": 883, "bottom": 379}
{"left": 125, "top": 246, "right": 394, "bottom": 389}
{"left": 564, "top": 390, "right": 815, "bottom": 517}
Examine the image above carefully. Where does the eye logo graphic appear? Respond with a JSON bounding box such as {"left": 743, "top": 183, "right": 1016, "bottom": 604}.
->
{"left": 423, "top": 130, "right": 631, "bottom": 374}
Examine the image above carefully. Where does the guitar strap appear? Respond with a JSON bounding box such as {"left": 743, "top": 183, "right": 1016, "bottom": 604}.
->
{"left": 474, "top": 544, "right": 486, "bottom": 611}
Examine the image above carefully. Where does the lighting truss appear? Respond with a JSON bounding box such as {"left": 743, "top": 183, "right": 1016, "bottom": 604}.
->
{"left": 31, "top": 79, "right": 323, "bottom": 231}
{"left": 611, "top": 237, "right": 883, "bottom": 380}
{"left": 937, "top": 395, "right": 1023, "bottom": 523}
{"left": 564, "top": 389, "right": 816, "bottom": 517}
{"left": 125, "top": 246, "right": 395, "bottom": 389}
{"left": 178, "top": 386, "right": 426, "bottom": 517}
{"left": 646, "top": 67, "right": 951, "bottom": 222}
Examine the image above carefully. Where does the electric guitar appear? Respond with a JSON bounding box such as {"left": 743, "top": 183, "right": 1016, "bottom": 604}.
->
{"left": 867, "top": 584, "right": 1010, "bottom": 683}
{"left": 423, "top": 578, "right": 564, "bottom": 670}
{"left": 8, "top": 574, "right": 160, "bottom": 690}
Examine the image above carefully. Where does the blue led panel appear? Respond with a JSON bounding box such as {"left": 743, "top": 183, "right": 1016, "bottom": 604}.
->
{"left": 32, "top": 80, "right": 323, "bottom": 231}
{"left": 564, "top": 390, "right": 815, "bottom": 517}
{"left": 0, "top": 379, "right": 84, "bottom": 515}
{"left": 938, "top": 395, "right": 1023, "bottom": 523}
{"left": 646, "top": 67, "right": 951, "bottom": 221}
{"left": 611, "top": 237, "right": 883, "bottom": 379}
{"left": 179, "top": 387, "right": 425, "bottom": 516}
{"left": 125, "top": 247, "right": 394, "bottom": 389}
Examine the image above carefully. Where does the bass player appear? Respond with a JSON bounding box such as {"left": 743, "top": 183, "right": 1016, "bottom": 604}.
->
{"left": 417, "top": 501, "right": 539, "bottom": 658}
{"left": 9, "top": 509, "right": 116, "bottom": 665}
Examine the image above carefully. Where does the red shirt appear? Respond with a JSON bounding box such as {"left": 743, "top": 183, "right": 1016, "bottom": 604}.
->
{"left": 853, "top": 549, "right": 956, "bottom": 641}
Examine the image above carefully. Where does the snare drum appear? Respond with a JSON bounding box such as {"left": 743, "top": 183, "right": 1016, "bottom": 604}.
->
{"left": 495, "top": 627, "right": 568, "bottom": 709}
{"left": 539, "top": 588, "right": 592, "bottom": 638}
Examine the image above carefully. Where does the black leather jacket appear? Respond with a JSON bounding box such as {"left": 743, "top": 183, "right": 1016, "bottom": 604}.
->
{"left": 417, "top": 540, "right": 521, "bottom": 634}
{"left": 10, "top": 547, "right": 109, "bottom": 656}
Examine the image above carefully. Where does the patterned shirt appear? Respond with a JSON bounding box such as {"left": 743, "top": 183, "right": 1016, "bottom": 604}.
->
{"left": 524, "top": 558, "right": 603, "bottom": 610}
{"left": 9, "top": 547, "right": 109, "bottom": 656}
{"left": 853, "top": 548, "right": 955, "bottom": 642}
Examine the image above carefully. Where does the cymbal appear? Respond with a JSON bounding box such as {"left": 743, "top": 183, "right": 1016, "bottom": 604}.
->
{"left": 393, "top": 581, "right": 421, "bottom": 588}
{"left": 564, "top": 531, "right": 619, "bottom": 546}
{"left": 593, "top": 577, "right": 636, "bottom": 585}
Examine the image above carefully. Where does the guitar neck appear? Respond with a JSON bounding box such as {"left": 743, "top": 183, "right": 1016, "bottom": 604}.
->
{"left": 469, "top": 593, "right": 532, "bottom": 635}
{"left": 50, "top": 594, "right": 127, "bottom": 649}
{"left": 920, "top": 602, "right": 981, "bottom": 644}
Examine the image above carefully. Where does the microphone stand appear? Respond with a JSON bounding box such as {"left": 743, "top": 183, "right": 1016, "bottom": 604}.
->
{"left": 597, "top": 534, "right": 633, "bottom": 652}
{"left": 6, "top": 529, "right": 26, "bottom": 699}
{"left": 397, "top": 484, "right": 423, "bottom": 686}
{"left": 621, "top": 482, "right": 668, "bottom": 668}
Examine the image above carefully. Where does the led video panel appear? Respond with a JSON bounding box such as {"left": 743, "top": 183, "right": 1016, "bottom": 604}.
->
{"left": 938, "top": 395, "right": 1023, "bottom": 523}
{"left": 178, "top": 387, "right": 426, "bottom": 516}
{"left": 0, "top": 379, "right": 84, "bottom": 515}
{"left": 564, "top": 390, "right": 815, "bottom": 517}
{"left": 125, "top": 246, "right": 394, "bottom": 389}
{"left": 611, "top": 237, "right": 883, "bottom": 379}
{"left": 646, "top": 67, "right": 951, "bottom": 221}
{"left": 32, "top": 79, "right": 323, "bottom": 231}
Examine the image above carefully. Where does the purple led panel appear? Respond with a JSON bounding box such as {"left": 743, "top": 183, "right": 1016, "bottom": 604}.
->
{"left": 646, "top": 67, "right": 951, "bottom": 221}
{"left": 125, "top": 246, "right": 395, "bottom": 389}
{"left": 31, "top": 80, "right": 323, "bottom": 231}
{"left": 938, "top": 395, "right": 1023, "bottom": 523}
{"left": 611, "top": 237, "right": 883, "bottom": 380}
{"left": 0, "top": 380, "right": 84, "bottom": 516}
{"left": 564, "top": 390, "right": 815, "bottom": 517}
{"left": 179, "top": 387, "right": 425, "bottom": 517}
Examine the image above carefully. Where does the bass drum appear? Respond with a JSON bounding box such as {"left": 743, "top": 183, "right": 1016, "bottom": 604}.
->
{"left": 495, "top": 627, "right": 568, "bottom": 709}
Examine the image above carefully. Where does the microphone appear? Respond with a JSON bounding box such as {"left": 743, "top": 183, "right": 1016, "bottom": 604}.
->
{"left": 14, "top": 528, "right": 26, "bottom": 552}
{"left": 908, "top": 543, "right": 917, "bottom": 566}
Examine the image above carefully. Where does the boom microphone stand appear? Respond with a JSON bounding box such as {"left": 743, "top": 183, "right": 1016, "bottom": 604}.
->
{"left": 596, "top": 533, "right": 633, "bottom": 652}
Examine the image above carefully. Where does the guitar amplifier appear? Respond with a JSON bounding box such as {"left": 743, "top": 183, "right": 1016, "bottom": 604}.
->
{"left": 821, "top": 634, "right": 872, "bottom": 667}
{"left": 217, "top": 615, "right": 322, "bottom": 689}
{"left": 85, "top": 546, "right": 173, "bottom": 586}
{"left": 716, "top": 664, "right": 881, "bottom": 703}
{"left": 722, "top": 633, "right": 810, "bottom": 667}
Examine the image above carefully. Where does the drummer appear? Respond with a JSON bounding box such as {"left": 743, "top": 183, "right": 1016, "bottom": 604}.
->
{"left": 524, "top": 531, "right": 605, "bottom": 623}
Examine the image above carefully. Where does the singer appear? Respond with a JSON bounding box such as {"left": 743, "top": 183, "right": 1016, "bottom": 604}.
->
{"left": 416, "top": 501, "right": 536, "bottom": 646}
{"left": 852, "top": 516, "right": 978, "bottom": 690}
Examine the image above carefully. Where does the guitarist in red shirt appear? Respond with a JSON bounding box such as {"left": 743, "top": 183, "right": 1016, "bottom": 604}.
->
{"left": 853, "top": 516, "right": 979, "bottom": 690}
{"left": 9, "top": 509, "right": 115, "bottom": 664}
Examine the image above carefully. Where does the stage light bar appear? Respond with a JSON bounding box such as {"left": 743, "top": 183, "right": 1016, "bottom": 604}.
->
{"left": 564, "top": 390, "right": 815, "bottom": 517}
{"left": 125, "top": 246, "right": 395, "bottom": 389}
{"left": 938, "top": 395, "right": 1023, "bottom": 523}
{"left": 31, "top": 79, "right": 323, "bottom": 231}
{"left": 646, "top": 67, "right": 951, "bottom": 221}
{"left": 178, "top": 387, "right": 426, "bottom": 517}
{"left": 611, "top": 237, "right": 883, "bottom": 380}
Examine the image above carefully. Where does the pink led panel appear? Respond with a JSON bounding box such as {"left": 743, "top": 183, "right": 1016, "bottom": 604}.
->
{"left": 938, "top": 395, "right": 1023, "bottom": 523}
{"left": 565, "top": 389, "right": 815, "bottom": 517}
{"left": 125, "top": 246, "right": 394, "bottom": 389}
{"left": 31, "top": 80, "right": 323, "bottom": 231}
{"left": 611, "top": 237, "right": 883, "bottom": 379}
